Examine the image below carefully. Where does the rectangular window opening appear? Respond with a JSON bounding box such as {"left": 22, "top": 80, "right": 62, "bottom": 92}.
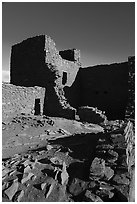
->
{"left": 62, "top": 72, "right": 67, "bottom": 85}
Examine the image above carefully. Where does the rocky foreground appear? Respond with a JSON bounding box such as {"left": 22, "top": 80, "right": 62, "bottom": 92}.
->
{"left": 2, "top": 114, "right": 135, "bottom": 202}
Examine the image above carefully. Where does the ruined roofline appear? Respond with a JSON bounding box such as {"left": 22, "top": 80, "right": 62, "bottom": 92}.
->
{"left": 82, "top": 56, "right": 134, "bottom": 69}
{"left": 60, "top": 48, "right": 78, "bottom": 52}
{"left": 11, "top": 34, "right": 81, "bottom": 64}
{"left": 11, "top": 34, "right": 46, "bottom": 47}
{"left": 59, "top": 48, "right": 80, "bottom": 62}
{"left": 11, "top": 35, "right": 80, "bottom": 54}
{"left": 82, "top": 60, "right": 129, "bottom": 70}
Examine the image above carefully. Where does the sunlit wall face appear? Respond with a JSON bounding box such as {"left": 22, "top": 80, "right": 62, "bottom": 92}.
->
{"left": 2, "top": 2, "right": 135, "bottom": 82}
{"left": 2, "top": 70, "right": 10, "bottom": 82}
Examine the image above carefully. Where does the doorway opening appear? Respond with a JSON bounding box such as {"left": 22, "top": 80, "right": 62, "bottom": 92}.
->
{"left": 34, "top": 98, "right": 41, "bottom": 115}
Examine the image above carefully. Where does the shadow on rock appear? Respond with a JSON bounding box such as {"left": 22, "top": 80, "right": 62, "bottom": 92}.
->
{"left": 48, "top": 132, "right": 101, "bottom": 160}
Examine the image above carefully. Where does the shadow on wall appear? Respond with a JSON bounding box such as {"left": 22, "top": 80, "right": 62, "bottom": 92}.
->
{"left": 10, "top": 35, "right": 131, "bottom": 120}
{"left": 10, "top": 60, "right": 129, "bottom": 120}
{"left": 10, "top": 61, "right": 129, "bottom": 121}
{"left": 64, "top": 70, "right": 81, "bottom": 108}
{"left": 64, "top": 62, "right": 129, "bottom": 120}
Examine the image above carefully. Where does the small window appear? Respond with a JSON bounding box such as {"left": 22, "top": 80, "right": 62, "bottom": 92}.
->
{"left": 34, "top": 98, "right": 41, "bottom": 115}
{"left": 62, "top": 72, "right": 67, "bottom": 85}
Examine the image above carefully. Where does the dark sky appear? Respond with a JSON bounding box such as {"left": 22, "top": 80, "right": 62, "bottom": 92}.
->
{"left": 2, "top": 2, "right": 135, "bottom": 77}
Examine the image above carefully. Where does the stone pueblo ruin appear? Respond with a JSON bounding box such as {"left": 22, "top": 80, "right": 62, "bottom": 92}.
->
{"left": 2, "top": 35, "right": 135, "bottom": 202}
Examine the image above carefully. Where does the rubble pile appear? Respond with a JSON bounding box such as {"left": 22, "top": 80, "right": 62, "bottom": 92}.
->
{"left": 2, "top": 116, "right": 134, "bottom": 202}
{"left": 88, "top": 120, "right": 135, "bottom": 202}
{"left": 78, "top": 106, "right": 107, "bottom": 124}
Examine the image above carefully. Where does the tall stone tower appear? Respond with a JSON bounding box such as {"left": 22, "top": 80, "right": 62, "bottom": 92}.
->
{"left": 10, "top": 35, "right": 81, "bottom": 119}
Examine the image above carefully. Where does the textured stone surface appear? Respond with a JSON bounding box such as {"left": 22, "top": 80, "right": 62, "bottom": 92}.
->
{"left": 2, "top": 82, "right": 45, "bottom": 122}
{"left": 69, "top": 178, "right": 88, "bottom": 196}
{"left": 10, "top": 35, "right": 80, "bottom": 119}
{"left": 10, "top": 35, "right": 133, "bottom": 121}
{"left": 90, "top": 157, "right": 106, "bottom": 178}
{"left": 96, "top": 189, "right": 114, "bottom": 199}
{"left": 94, "top": 120, "right": 135, "bottom": 201}
{"left": 104, "top": 166, "right": 114, "bottom": 180}
{"left": 85, "top": 190, "right": 103, "bottom": 202}
{"left": 78, "top": 106, "right": 107, "bottom": 124}
{"left": 125, "top": 56, "right": 135, "bottom": 122}
{"left": 2, "top": 117, "right": 135, "bottom": 202}
{"left": 59, "top": 49, "right": 80, "bottom": 63}
{"left": 128, "top": 166, "right": 135, "bottom": 202}
{"left": 113, "top": 174, "right": 130, "bottom": 185}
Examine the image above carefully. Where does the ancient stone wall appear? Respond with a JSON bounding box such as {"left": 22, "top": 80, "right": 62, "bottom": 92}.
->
{"left": 10, "top": 35, "right": 134, "bottom": 121}
{"left": 59, "top": 49, "right": 80, "bottom": 63}
{"left": 2, "top": 82, "right": 45, "bottom": 122}
{"left": 64, "top": 70, "right": 81, "bottom": 108}
{"left": 87, "top": 120, "right": 135, "bottom": 201}
{"left": 10, "top": 35, "right": 46, "bottom": 87}
{"left": 77, "top": 62, "right": 129, "bottom": 120}
{"left": 10, "top": 35, "right": 80, "bottom": 88}
{"left": 125, "top": 56, "right": 135, "bottom": 123}
{"left": 10, "top": 35, "right": 80, "bottom": 119}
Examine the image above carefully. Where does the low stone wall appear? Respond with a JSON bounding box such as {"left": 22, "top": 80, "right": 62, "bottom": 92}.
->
{"left": 124, "top": 121, "right": 135, "bottom": 202}
{"left": 2, "top": 82, "right": 45, "bottom": 122}
{"left": 87, "top": 120, "right": 135, "bottom": 201}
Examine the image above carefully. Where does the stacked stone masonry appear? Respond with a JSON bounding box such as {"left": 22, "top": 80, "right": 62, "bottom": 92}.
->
{"left": 2, "top": 82, "right": 45, "bottom": 122}
{"left": 10, "top": 35, "right": 134, "bottom": 120}
{"left": 87, "top": 120, "right": 135, "bottom": 201}
{"left": 4, "top": 35, "right": 134, "bottom": 201}
{"left": 125, "top": 56, "right": 135, "bottom": 123}
{"left": 10, "top": 35, "right": 80, "bottom": 119}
